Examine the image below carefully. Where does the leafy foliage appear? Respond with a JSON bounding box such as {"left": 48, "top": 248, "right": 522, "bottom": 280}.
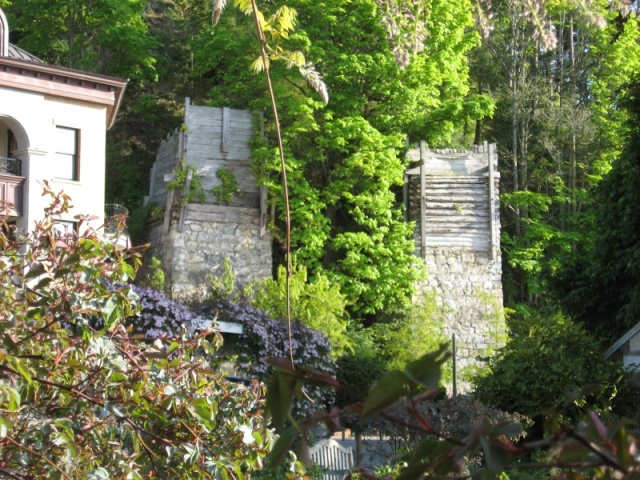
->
{"left": 264, "top": 343, "right": 640, "bottom": 480}
{"left": 474, "top": 313, "right": 623, "bottom": 423}
{"left": 212, "top": 167, "right": 241, "bottom": 205}
{"left": 202, "top": 298, "right": 336, "bottom": 416}
{"left": 556, "top": 79, "right": 640, "bottom": 342}
{"left": 198, "top": 0, "right": 489, "bottom": 322}
{"left": 136, "top": 255, "right": 166, "bottom": 292}
{"left": 167, "top": 159, "right": 206, "bottom": 207}
{"left": 6, "top": 0, "right": 157, "bottom": 83}
{"left": 477, "top": 0, "right": 640, "bottom": 309}
{"left": 334, "top": 354, "right": 386, "bottom": 433}
{"left": 252, "top": 263, "right": 351, "bottom": 357}
{"left": 373, "top": 292, "right": 446, "bottom": 371}
{"left": 0, "top": 188, "right": 309, "bottom": 479}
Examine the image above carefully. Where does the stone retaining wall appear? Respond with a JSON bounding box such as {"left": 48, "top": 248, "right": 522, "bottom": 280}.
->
{"left": 149, "top": 206, "right": 272, "bottom": 301}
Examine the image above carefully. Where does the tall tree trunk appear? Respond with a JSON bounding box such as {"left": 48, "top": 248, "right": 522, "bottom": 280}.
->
{"left": 510, "top": 6, "right": 520, "bottom": 237}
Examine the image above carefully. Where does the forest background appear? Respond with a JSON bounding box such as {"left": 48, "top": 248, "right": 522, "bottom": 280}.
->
{"left": 3, "top": 0, "right": 640, "bottom": 426}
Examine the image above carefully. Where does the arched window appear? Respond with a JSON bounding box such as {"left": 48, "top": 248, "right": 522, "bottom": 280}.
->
{"left": 0, "top": 7, "right": 8, "bottom": 57}
{"left": 8, "top": 129, "right": 17, "bottom": 158}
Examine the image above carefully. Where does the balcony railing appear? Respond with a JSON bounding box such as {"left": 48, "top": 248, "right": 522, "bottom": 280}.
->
{"left": 104, "top": 204, "right": 129, "bottom": 235}
{"left": 0, "top": 157, "right": 22, "bottom": 176}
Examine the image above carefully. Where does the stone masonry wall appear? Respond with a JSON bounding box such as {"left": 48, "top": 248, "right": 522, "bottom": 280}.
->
{"left": 417, "top": 249, "right": 503, "bottom": 386}
{"left": 149, "top": 207, "right": 272, "bottom": 302}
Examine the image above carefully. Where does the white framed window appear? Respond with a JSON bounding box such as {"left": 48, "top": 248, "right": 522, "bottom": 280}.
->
{"left": 53, "top": 220, "right": 77, "bottom": 239}
{"left": 55, "top": 127, "right": 79, "bottom": 181}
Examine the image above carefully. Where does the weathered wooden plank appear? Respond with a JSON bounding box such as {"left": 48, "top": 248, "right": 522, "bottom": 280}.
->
{"left": 425, "top": 176, "right": 487, "bottom": 183}
{"left": 188, "top": 132, "right": 251, "bottom": 143}
{"left": 424, "top": 180, "right": 488, "bottom": 186}
{"left": 425, "top": 225, "right": 489, "bottom": 233}
{"left": 425, "top": 195, "right": 488, "bottom": 203}
{"left": 424, "top": 201, "right": 488, "bottom": 209}
{"left": 423, "top": 235, "right": 490, "bottom": 244}
{"left": 423, "top": 204, "right": 489, "bottom": 212}
{"left": 421, "top": 219, "right": 489, "bottom": 226}
{"left": 420, "top": 147, "right": 426, "bottom": 258}
{"left": 260, "top": 185, "right": 267, "bottom": 238}
{"left": 488, "top": 142, "right": 496, "bottom": 260}
{"left": 222, "top": 107, "right": 230, "bottom": 152}
{"left": 425, "top": 181, "right": 487, "bottom": 188}
{"left": 185, "top": 203, "right": 261, "bottom": 224}
{"left": 425, "top": 190, "right": 488, "bottom": 197}
{"left": 424, "top": 217, "right": 489, "bottom": 225}
{"left": 421, "top": 241, "right": 491, "bottom": 251}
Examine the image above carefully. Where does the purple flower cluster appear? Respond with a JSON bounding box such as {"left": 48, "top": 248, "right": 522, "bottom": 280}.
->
{"left": 125, "top": 286, "right": 336, "bottom": 414}
{"left": 128, "top": 285, "right": 196, "bottom": 338}
{"left": 205, "top": 299, "right": 336, "bottom": 414}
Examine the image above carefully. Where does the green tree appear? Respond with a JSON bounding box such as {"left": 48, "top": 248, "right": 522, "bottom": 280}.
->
{"left": 196, "top": 0, "right": 491, "bottom": 321}
{"left": 6, "top": 0, "right": 157, "bottom": 82}
{"left": 474, "top": 313, "right": 622, "bottom": 424}
{"left": 472, "top": 0, "right": 640, "bottom": 307}
{"left": 557, "top": 78, "right": 640, "bottom": 343}
{"left": 252, "top": 263, "right": 352, "bottom": 358}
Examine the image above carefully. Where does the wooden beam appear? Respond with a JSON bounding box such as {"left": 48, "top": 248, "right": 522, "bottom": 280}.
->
{"left": 488, "top": 142, "right": 496, "bottom": 260}
{"left": 222, "top": 107, "right": 230, "bottom": 153}
{"left": 420, "top": 140, "right": 427, "bottom": 259}
{"left": 260, "top": 185, "right": 267, "bottom": 238}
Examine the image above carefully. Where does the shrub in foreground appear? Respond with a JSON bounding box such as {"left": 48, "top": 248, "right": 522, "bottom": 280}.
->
{"left": 0, "top": 188, "right": 309, "bottom": 479}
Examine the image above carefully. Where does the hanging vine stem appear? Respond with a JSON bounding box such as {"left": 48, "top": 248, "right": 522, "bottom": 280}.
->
{"left": 249, "top": 0, "right": 294, "bottom": 369}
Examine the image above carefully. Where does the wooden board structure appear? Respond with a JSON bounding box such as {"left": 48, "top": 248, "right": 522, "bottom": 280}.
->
{"left": 405, "top": 142, "right": 499, "bottom": 259}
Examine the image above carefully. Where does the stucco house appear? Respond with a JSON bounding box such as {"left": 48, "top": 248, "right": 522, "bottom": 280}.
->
{"left": 0, "top": 7, "right": 126, "bottom": 235}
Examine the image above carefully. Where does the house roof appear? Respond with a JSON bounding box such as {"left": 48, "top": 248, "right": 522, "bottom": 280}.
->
{"left": 604, "top": 321, "right": 640, "bottom": 359}
{"left": 7, "top": 43, "right": 44, "bottom": 64}
{"left": 0, "top": 55, "right": 127, "bottom": 129}
{"left": 0, "top": 6, "right": 126, "bottom": 129}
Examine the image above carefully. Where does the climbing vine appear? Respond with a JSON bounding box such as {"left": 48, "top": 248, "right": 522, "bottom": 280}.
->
{"left": 212, "top": 167, "right": 241, "bottom": 205}
{"left": 167, "top": 159, "right": 206, "bottom": 207}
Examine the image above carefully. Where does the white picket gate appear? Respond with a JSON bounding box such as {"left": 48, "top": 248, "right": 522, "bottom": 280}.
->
{"left": 309, "top": 438, "right": 354, "bottom": 480}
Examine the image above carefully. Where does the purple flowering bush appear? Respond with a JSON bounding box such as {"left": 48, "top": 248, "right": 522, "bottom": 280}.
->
{"left": 201, "top": 299, "right": 336, "bottom": 415}
{"left": 123, "top": 284, "right": 336, "bottom": 414}
{"left": 127, "top": 285, "right": 198, "bottom": 338}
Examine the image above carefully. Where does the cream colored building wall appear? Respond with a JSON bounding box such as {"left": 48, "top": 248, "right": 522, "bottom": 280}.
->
{"left": 0, "top": 87, "right": 107, "bottom": 233}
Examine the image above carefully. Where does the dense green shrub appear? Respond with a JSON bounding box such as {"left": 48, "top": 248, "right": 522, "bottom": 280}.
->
{"left": 373, "top": 292, "right": 446, "bottom": 371}
{"left": 335, "top": 354, "right": 387, "bottom": 433}
{"left": 136, "top": 255, "right": 166, "bottom": 291}
{"left": 252, "top": 263, "right": 352, "bottom": 358}
{"left": 474, "top": 313, "right": 623, "bottom": 424}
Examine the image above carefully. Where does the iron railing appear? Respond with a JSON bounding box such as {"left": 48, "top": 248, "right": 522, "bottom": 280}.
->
{"left": 104, "top": 204, "right": 129, "bottom": 235}
{"left": 0, "top": 157, "right": 22, "bottom": 176}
